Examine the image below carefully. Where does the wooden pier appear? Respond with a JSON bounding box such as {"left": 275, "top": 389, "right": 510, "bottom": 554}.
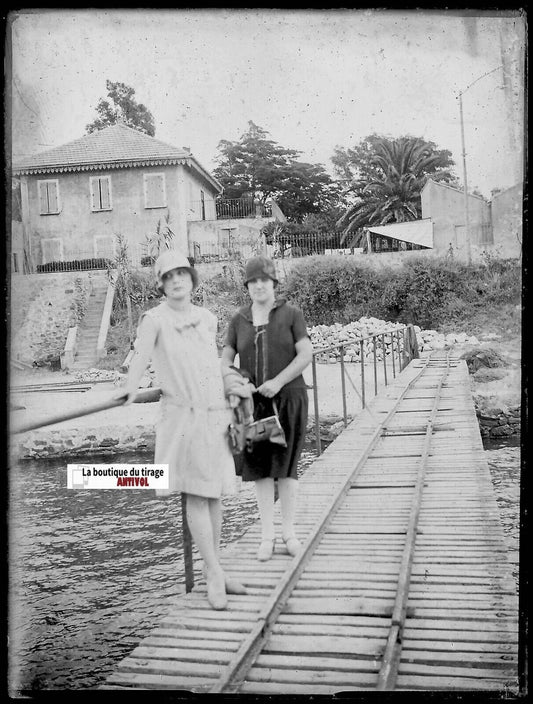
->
{"left": 102, "top": 353, "right": 519, "bottom": 694}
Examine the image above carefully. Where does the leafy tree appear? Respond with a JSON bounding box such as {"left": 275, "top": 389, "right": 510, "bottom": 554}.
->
{"left": 213, "top": 121, "right": 336, "bottom": 221}
{"left": 335, "top": 135, "right": 458, "bottom": 245}
{"left": 86, "top": 80, "right": 155, "bottom": 136}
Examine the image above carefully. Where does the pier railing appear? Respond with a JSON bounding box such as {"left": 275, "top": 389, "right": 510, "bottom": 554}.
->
{"left": 310, "top": 324, "right": 420, "bottom": 455}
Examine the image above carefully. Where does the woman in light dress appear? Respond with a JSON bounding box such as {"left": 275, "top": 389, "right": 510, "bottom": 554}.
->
{"left": 119, "top": 249, "right": 251, "bottom": 610}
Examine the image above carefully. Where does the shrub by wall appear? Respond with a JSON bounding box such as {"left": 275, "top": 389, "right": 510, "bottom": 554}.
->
{"left": 281, "top": 254, "right": 521, "bottom": 328}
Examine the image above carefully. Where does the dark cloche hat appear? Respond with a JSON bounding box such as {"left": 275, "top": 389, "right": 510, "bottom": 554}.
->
{"left": 244, "top": 255, "right": 278, "bottom": 285}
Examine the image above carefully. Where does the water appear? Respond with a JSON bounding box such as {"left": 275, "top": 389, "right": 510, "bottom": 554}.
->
{"left": 8, "top": 447, "right": 318, "bottom": 693}
{"left": 9, "top": 440, "right": 519, "bottom": 693}
{"left": 482, "top": 435, "right": 521, "bottom": 591}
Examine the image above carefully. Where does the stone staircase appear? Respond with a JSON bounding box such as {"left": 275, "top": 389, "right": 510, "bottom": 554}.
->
{"left": 70, "top": 273, "right": 110, "bottom": 371}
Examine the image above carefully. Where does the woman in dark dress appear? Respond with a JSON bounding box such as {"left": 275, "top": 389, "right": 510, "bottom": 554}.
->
{"left": 221, "top": 256, "right": 313, "bottom": 561}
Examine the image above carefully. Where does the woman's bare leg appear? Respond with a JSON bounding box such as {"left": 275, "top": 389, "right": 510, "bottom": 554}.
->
{"left": 186, "top": 494, "right": 226, "bottom": 609}
{"left": 254, "top": 477, "right": 276, "bottom": 540}
{"left": 278, "top": 477, "right": 298, "bottom": 540}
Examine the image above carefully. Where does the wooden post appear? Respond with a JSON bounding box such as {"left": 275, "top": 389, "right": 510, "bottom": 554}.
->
{"left": 181, "top": 493, "right": 194, "bottom": 593}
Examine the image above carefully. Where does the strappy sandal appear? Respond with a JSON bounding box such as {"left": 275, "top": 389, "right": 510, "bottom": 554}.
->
{"left": 257, "top": 538, "right": 276, "bottom": 561}
{"left": 283, "top": 536, "right": 302, "bottom": 557}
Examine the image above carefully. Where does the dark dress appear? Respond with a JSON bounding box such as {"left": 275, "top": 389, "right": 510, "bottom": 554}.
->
{"left": 225, "top": 299, "right": 309, "bottom": 481}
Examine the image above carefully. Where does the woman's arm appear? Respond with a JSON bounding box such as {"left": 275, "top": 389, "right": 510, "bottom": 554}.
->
{"left": 117, "top": 315, "right": 158, "bottom": 405}
{"left": 220, "top": 344, "right": 237, "bottom": 372}
{"left": 257, "top": 336, "right": 313, "bottom": 399}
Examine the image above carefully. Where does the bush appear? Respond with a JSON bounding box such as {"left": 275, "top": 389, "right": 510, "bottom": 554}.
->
{"left": 282, "top": 254, "right": 521, "bottom": 329}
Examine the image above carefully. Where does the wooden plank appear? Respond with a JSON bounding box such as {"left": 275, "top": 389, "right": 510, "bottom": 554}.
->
{"left": 263, "top": 634, "right": 384, "bottom": 656}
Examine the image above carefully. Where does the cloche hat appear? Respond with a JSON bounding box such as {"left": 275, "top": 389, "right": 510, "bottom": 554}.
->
{"left": 243, "top": 255, "right": 278, "bottom": 286}
{"left": 155, "top": 249, "right": 199, "bottom": 291}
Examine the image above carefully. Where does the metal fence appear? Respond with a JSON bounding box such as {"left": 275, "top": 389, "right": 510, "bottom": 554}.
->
{"left": 310, "top": 324, "right": 420, "bottom": 455}
{"left": 189, "top": 198, "right": 273, "bottom": 221}
{"left": 23, "top": 232, "right": 362, "bottom": 273}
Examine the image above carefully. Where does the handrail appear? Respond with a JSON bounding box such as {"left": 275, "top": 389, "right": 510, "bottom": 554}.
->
{"left": 96, "top": 271, "right": 117, "bottom": 360}
{"left": 310, "top": 324, "right": 419, "bottom": 455}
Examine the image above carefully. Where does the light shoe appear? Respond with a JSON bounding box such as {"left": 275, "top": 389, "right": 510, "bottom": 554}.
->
{"left": 283, "top": 536, "right": 302, "bottom": 557}
{"left": 205, "top": 569, "right": 227, "bottom": 610}
{"left": 224, "top": 576, "right": 248, "bottom": 595}
{"left": 202, "top": 564, "right": 247, "bottom": 595}
{"left": 257, "top": 538, "right": 276, "bottom": 561}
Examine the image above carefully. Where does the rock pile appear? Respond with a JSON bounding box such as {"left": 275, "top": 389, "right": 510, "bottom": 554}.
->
{"left": 73, "top": 368, "right": 120, "bottom": 383}
{"left": 308, "top": 317, "right": 480, "bottom": 362}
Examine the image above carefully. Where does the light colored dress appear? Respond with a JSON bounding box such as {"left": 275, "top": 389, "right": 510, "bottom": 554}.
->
{"left": 135, "top": 302, "right": 236, "bottom": 498}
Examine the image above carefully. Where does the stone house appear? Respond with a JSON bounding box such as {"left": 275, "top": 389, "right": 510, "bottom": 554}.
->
{"left": 11, "top": 123, "right": 242, "bottom": 271}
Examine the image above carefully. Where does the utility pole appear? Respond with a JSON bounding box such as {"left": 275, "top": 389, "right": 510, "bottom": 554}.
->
{"left": 456, "top": 64, "right": 505, "bottom": 265}
{"left": 457, "top": 90, "right": 472, "bottom": 264}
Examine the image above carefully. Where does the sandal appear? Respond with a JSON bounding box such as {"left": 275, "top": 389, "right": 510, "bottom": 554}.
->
{"left": 283, "top": 536, "right": 302, "bottom": 557}
{"left": 257, "top": 538, "right": 276, "bottom": 562}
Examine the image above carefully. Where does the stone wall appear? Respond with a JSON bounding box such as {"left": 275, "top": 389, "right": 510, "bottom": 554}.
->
{"left": 11, "top": 272, "right": 94, "bottom": 365}
{"left": 477, "top": 404, "right": 521, "bottom": 438}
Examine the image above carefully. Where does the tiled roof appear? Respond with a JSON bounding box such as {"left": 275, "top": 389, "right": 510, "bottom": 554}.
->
{"left": 13, "top": 123, "right": 222, "bottom": 191}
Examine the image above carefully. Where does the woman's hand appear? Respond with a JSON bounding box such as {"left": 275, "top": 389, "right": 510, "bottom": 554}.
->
{"left": 113, "top": 389, "right": 137, "bottom": 406}
{"left": 256, "top": 378, "right": 282, "bottom": 398}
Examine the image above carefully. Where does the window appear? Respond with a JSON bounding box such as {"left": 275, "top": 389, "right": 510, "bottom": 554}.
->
{"left": 90, "top": 176, "right": 112, "bottom": 211}
{"left": 38, "top": 179, "right": 60, "bottom": 215}
{"left": 42, "top": 238, "right": 63, "bottom": 264}
{"left": 143, "top": 172, "right": 166, "bottom": 209}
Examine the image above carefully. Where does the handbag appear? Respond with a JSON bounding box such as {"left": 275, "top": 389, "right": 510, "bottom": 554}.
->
{"left": 228, "top": 399, "right": 287, "bottom": 455}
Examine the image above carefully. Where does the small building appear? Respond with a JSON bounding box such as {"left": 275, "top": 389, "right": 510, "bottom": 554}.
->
{"left": 12, "top": 124, "right": 275, "bottom": 272}
{"left": 421, "top": 179, "right": 492, "bottom": 253}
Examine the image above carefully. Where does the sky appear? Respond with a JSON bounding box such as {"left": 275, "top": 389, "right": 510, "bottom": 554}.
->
{"left": 8, "top": 8, "right": 525, "bottom": 199}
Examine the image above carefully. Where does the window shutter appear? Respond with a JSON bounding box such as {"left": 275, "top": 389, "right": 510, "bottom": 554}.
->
{"left": 145, "top": 173, "right": 165, "bottom": 207}
{"left": 100, "top": 178, "right": 110, "bottom": 209}
{"left": 90, "top": 178, "right": 97, "bottom": 210}
{"left": 48, "top": 182, "right": 58, "bottom": 213}
{"left": 38, "top": 182, "right": 48, "bottom": 214}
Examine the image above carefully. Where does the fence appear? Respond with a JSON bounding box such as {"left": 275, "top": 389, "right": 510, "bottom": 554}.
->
{"left": 310, "top": 324, "right": 420, "bottom": 455}
{"left": 189, "top": 198, "right": 273, "bottom": 221}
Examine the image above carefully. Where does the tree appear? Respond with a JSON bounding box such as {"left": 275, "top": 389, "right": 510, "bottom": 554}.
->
{"left": 213, "top": 121, "right": 336, "bottom": 222}
{"left": 86, "top": 80, "right": 155, "bottom": 136}
{"left": 335, "top": 135, "right": 458, "bottom": 245}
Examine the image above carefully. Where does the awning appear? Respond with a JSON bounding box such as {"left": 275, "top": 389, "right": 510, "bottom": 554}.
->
{"left": 366, "top": 219, "right": 433, "bottom": 248}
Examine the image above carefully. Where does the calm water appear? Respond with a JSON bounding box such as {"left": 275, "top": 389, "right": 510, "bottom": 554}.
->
{"left": 9, "top": 441, "right": 520, "bottom": 693}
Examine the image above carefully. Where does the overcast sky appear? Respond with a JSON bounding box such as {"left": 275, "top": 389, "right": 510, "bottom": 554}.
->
{"left": 8, "top": 8, "right": 525, "bottom": 198}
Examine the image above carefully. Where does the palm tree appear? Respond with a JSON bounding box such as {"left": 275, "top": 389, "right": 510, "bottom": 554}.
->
{"left": 337, "top": 137, "right": 454, "bottom": 247}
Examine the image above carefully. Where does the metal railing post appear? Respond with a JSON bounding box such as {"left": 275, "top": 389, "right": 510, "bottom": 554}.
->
{"left": 391, "top": 332, "right": 396, "bottom": 378}
{"left": 181, "top": 493, "right": 194, "bottom": 593}
{"left": 382, "top": 333, "right": 388, "bottom": 386}
{"left": 396, "top": 330, "right": 402, "bottom": 371}
{"left": 373, "top": 334, "right": 378, "bottom": 396}
{"left": 339, "top": 345, "right": 347, "bottom": 426}
{"left": 360, "top": 340, "right": 365, "bottom": 409}
{"left": 312, "top": 355, "right": 321, "bottom": 455}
